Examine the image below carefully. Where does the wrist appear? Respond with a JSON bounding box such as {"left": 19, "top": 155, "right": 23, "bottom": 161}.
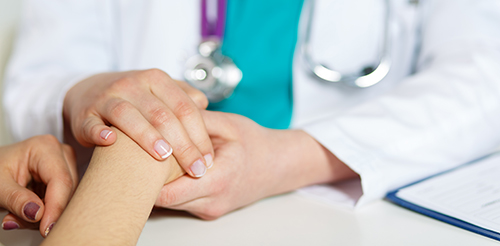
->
{"left": 271, "top": 129, "right": 358, "bottom": 192}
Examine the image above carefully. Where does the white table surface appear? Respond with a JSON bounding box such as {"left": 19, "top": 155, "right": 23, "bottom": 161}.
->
{"left": 0, "top": 192, "right": 497, "bottom": 246}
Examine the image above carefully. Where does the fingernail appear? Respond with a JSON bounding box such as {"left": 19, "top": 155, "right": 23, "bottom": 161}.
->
{"left": 154, "top": 140, "right": 173, "bottom": 159}
{"left": 2, "top": 221, "right": 19, "bottom": 230}
{"left": 23, "top": 202, "right": 40, "bottom": 221}
{"left": 100, "top": 129, "right": 113, "bottom": 140}
{"left": 190, "top": 159, "right": 207, "bottom": 177}
{"left": 44, "top": 222, "right": 55, "bottom": 237}
{"left": 204, "top": 153, "right": 213, "bottom": 169}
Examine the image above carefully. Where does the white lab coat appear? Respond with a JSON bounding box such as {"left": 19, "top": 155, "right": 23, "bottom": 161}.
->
{"left": 4, "top": 0, "right": 500, "bottom": 207}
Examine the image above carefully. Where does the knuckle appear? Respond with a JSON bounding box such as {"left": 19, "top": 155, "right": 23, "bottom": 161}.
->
{"left": 5, "top": 189, "right": 23, "bottom": 212}
{"left": 108, "top": 77, "right": 137, "bottom": 94}
{"left": 32, "top": 134, "right": 59, "bottom": 146}
{"left": 145, "top": 68, "right": 167, "bottom": 77}
{"left": 141, "top": 68, "right": 170, "bottom": 83}
{"left": 189, "top": 90, "right": 208, "bottom": 109}
{"left": 149, "top": 108, "right": 172, "bottom": 128}
{"left": 113, "top": 76, "right": 135, "bottom": 88}
{"left": 174, "top": 101, "right": 197, "bottom": 120}
{"left": 174, "top": 143, "right": 196, "bottom": 160}
{"left": 81, "top": 118, "right": 99, "bottom": 138}
{"left": 108, "top": 100, "right": 133, "bottom": 119}
{"left": 95, "top": 88, "right": 110, "bottom": 102}
{"left": 157, "top": 188, "right": 177, "bottom": 206}
{"left": 194, "top": 137, "right": 212, "bottom": 152}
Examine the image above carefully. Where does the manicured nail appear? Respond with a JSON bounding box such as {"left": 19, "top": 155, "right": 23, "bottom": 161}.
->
{"left": 100, "top": 129, "right": 112, "bottom": 140}
{"left": 154, "top": 140, "right": 173, "bottom": 159}
{"left": 190, "top": 159, "right": 207, "bottom": 177}
{"left": 44, "top": 222, "right": 55, "bottom": 237}
{"left": 204, "top": 153, "right": 213, "bottom": 169}
{"left": 23, "top": 202, "right": 40, "bottom": 220}
{"left": 2, "top": 221, "right": 19, "bottom": 230}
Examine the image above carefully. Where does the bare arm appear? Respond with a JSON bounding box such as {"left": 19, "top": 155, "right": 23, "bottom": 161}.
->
{"left": 42, "top": 127, "right": 184, "bottom": 245}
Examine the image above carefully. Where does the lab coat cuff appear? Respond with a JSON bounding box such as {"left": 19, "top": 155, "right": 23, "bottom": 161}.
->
{"left": 300, "top": 120, "right": 391, "bottom": 208}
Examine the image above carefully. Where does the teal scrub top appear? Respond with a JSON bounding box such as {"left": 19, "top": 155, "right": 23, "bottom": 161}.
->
{"left": 207, "top": 0, "right": 304, "bottom": 129}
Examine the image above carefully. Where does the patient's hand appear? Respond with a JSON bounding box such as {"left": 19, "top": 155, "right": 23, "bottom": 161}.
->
{"left": 0, "top": 135, "right": 78, "bottom": 238}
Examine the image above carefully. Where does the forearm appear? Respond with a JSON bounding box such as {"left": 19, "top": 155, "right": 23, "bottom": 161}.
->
{"left": 42, "top": 127, "right": 184, "bottom": 246}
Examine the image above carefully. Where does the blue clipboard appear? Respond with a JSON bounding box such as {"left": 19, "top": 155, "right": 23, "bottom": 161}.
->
{"left": 386, "top": 153, "right": 500, "bottom": 242}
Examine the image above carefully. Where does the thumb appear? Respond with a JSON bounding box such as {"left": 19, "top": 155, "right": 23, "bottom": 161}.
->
{"left": 76, "top": 114, "right": 117, "bottom": 147}
{"left": 0, "top": 177, "right": 44, "bottom": 223}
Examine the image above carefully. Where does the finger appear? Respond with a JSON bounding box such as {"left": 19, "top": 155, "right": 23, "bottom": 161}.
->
{"left": 99, "top": 98, "right": 174, "bottom": 161}
{"left": 173, "top": 79, "right": 209, "bottom": 109}
{"left": 2, "top": 212, "right": 39, "bottom": 230}
{"left": 166, "top": 198, "right": 224, "bottom": 221}
{"left": 152, "top": 79, "right": 214, "bottom": 167}
{"left": 32, "top": 145, "right": 79, "bottom": 237}
{"left": 75, "top": 114, "right": 116, "bottom": 147}
{"left": 61, "top": 144, "right": 79, "bottom": 189}
{"left": 0, "top": 175, "right": 44, "bottom": 223}
{"left": 200, "top": 110, "right": 236, "bottom": 139}
{"left": 135, "top": 94, "right": 210, "bottom": 177}
{"left": 38, "top": 177, "right": 74, "bottom": 237}
{"left": 155, "top": 174, "right": 209, "bottom": 207}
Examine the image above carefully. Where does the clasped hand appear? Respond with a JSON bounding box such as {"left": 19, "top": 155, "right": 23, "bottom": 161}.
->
{"left": 63, "top": 69, "right": 214, "bottom": 177}
{"left": 155, "top": 111, "right": 340, "bottom": 220}
{"left": 0, "top": 135, "right": 78, "bottom": 237}
{"left": 0, "top": 69, "right": 353, "bottom": 234}
{"left": 61, "top": 65, "right": 349, "bottom": 220}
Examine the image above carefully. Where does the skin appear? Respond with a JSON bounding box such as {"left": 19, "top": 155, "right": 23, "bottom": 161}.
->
{"left": 42, "top": 127, "right": 184, "bottom": 245}
{"left": 1, "top": 111, "right": 356, "bottom": 243}
{"left": 63, "top": 69, "right": 213, "bottom": 178}
{"left": 156, "top": 111, "right": 358, "bottom": 219}
{"left": 0, "top": 135, "right": 78, "bottom": 237}
{"left": 62, "top": 68, "right": 358, "bottom": 221}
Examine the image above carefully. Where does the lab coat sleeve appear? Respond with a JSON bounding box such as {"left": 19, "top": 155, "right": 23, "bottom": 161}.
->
{"left": 3, "top": 0, "right": 114, "bottom": 141}
{"left": 301, "top": 0, "right": 500, "bottom": 207}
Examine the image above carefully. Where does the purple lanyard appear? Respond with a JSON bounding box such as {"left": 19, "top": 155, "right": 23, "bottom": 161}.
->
{"left": 201, "top": 0, "right": 226, "bottom": 40}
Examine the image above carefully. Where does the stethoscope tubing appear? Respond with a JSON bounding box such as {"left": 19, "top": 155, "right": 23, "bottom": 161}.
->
{"left": 201, "top": 0, "right": 226, "bottom": 40}
{"left": 188, "top": 0, "right": 393, "bottom": 103}
{"left": 301, "top": 0, "right": 392, "bottom": 87}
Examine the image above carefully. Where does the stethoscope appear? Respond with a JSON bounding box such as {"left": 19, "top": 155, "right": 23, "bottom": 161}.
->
{"left": 184, "top": 0, "right": 393, "bottom": 102}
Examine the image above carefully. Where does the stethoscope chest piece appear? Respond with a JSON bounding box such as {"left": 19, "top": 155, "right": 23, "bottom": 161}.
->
{"left": 184, "top": 40, "right": 242, "bottom": 103}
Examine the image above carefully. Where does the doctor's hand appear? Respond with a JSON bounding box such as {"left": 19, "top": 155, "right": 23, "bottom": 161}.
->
{"left": 63, "top": 69, "right": 214, "bottom": 178}
{"left": 154, "top": 111, "right": 358, "bottom": 220}
{"left": 0, "top": 135, "right": 78, "bottom": 237}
